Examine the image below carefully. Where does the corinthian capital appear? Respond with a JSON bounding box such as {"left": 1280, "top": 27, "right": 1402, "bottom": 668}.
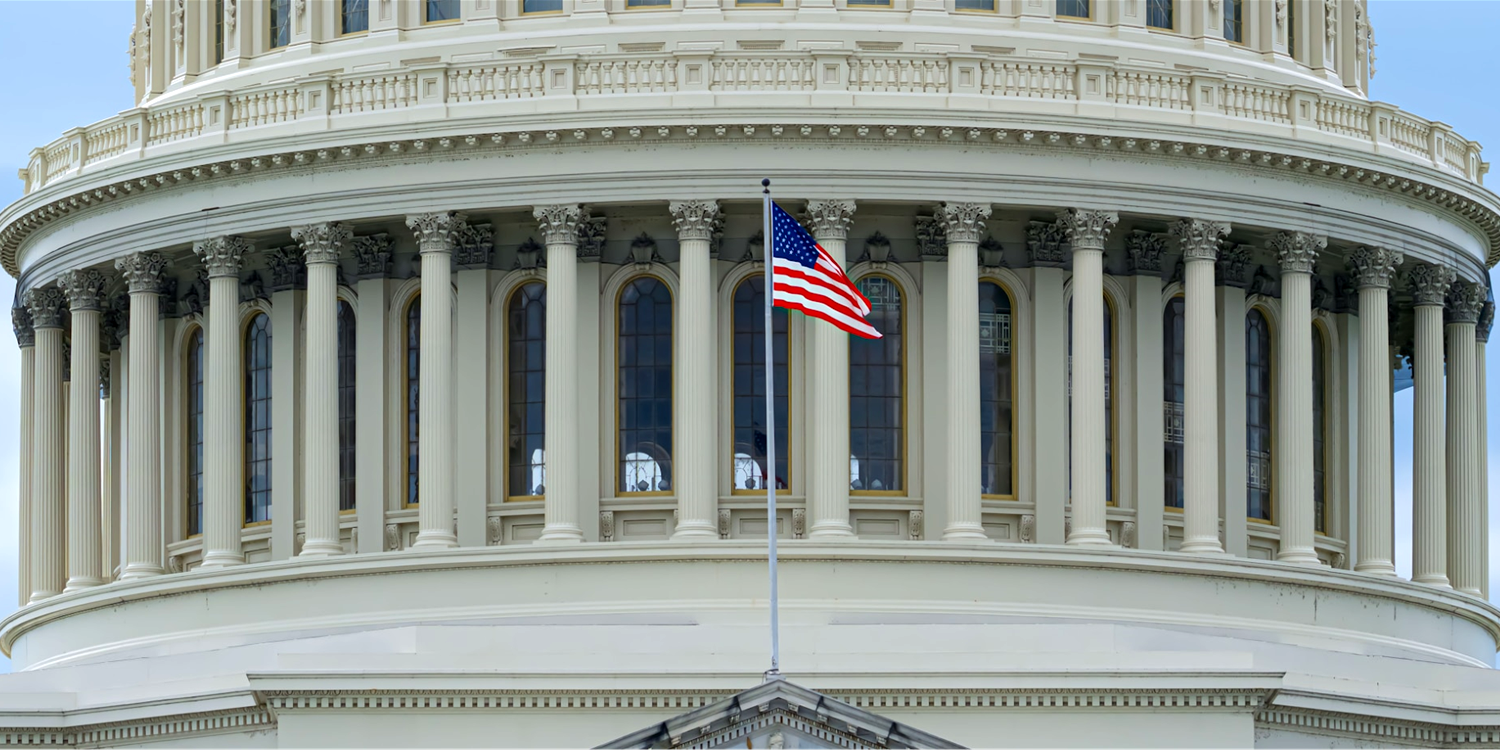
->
{"left": 58, "top": 269, "right": 111, "bottom": 311}
{"left": 1346, "top": 246, "right": 1404, "bottom": 290}
{"left": 115, "top": 251, "right": 170, "bottom": 294}
{"left": 533, "top": 204, "right": 586, "bottom": 247}
{"left": 1170, "top": 219, "right": 1231, "bottom": 262}
{"left": 1407, "top": 263, "right": 1456, "bottom": 307}
{"left": 1445, "top": 279, "right": 1486, "bottom": 324}
{"left": 23, "top": 286, "right": 67, "bottom": 329}
{"left": 292, "top": 222, "right": 353, "bottom": 265}
{"left": 405, "top": 212, "right": 466, "bottom": 255}
{"left": 1477, "top": 301, "right": 1494, "bottom": 343}
{"left": 804, "top": 199, "right": 857, "bottom": 242}
{"left": 669, "top": 200, "right": 722, "bottom": 243}
{"left": 12, "top": 307, "right": 33, "bottom": 347}
{"left": 940, "top": 202, "right": 992, "bottom": 245}
{"left": 1269, "top": 231, "right": 1325, "bottom": 275}
{"left": 352, "top": 234, "right": 394, "bottom": 279}
{"left": 193, "top": 236, "right": 252, "bottom": 278}
{"left": 1126, "top": 230, "right": 1168, "bottom": 275}
{"left": 1056, "top": 208, "right": 1118, "bottom": 251}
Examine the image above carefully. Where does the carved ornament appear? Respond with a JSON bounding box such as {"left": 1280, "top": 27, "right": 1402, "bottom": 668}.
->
{"left": 1171, "top": 219, "right": 1231, "bottom": 262}
{"left": 454, "top": 222, "right": 494, "bottom": 269}
{"left": 804, "top": 199, "right": 857, "bottom": 242}
{"left": 1346, "top": 246, "right": 1403, "bottom": 290}
{"left": 58, "top": 269, "right": 110, "bottom": 312}
{"left": 405, "top": 212, "right": 465, "bottom": 255}
{"left": 668, "top": 200, "right": 721, "bottom": 243}
{"left": 352, "top": 234, "right": 394, "bottom": 279}
{"left": 12, "top": 307, "right": 33, "bottom": 347}
{"left": 1126, "top": 230, "right": 1168, "bottom": 275}
{"left": 1269, "top": 231, "right": 1325, "bottom": 274}
{"left": 915, "top": 215, "right": 946, "bottom": 258}
{"left": 193, "top": 235, "right": 252, "bottom": 278}
{"left": 940, "top": 202, "right": 992, "bottom": 245}
{"left": 116, "top": 251, "right": 171, "bottom": 294}
{"left": 1477, "top": 301, "right": 1494, "bottom": 343}
{"left": 292, "top": 221, "right": 352, "bottom": 265}
{"left": 264, "top": 246, "right": 307, "bottom": 292}
{"left": 1446, "top": 280, "right": 1486, "bottom": 324}
{"left": 533, "top": 204, "right": 586, "bottom": 247}
{"left": 1056, "top": 208, "right": 1119, "bottom": 251}
{"left": 1407, "top": 264, "right": 1456, "bottom": 307}
{"left": 1026, "top": 221, "right": 1068, "bottom": 268}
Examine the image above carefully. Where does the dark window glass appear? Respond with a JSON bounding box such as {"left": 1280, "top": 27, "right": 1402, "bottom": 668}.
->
{"left": 956, "top": 0, "right": 996, "bottom": 9}
{"left": 1057, "top": 0, "right": 1090, "bottom": 17}
{"left": 270, "top": 0, "right": 291, "bottom": 48}
{"left": 850, "top": 276, "right": 903, "bottom": 493}
{"left": 214, "top": 0, "right": 225, "bottom": 63}
{"left": 980, "top": 282, "right": 1015, "bottom": 496}
{"left": 1246, "top": 309, "right": 1273, "bottom": 521}
{"left": 1067, "top": 296, "right": 1114, "bottom": 505}
{"left": 736, "top": 0, "right": 783, "bottom": 4}
{"left": 187, "top": 328, "right": 205, "bottom": 536}
{"left": 847, "top": 0, "right": 893, "bottom": 5}
{"left": 732, "top": 278, "right": 789, "bottom": 492}
{"left": 1147, "top": 0, "right": 1173, "bottom": 28}
{"left": 508, "top": 282, "right": 547, "bottom": 498}
{"left": 406, "top": 297, "right": 420, "bottom": 505}
{"left": 1224, "top": 0, "right": 1244, "bottom": 43}
{"left": 618, "top": 278, "right": 673, "bottom": 494}
{"left": 244, "top": 314, "right": 272, "bottom": 524}
{"left": 1312, "top": 324, "right": 1327, "bottom": 534}
{"left": 1164, "top": 296, "right": 1186, "bottom": 509}
{"left": 342, "top": 0, "right": 369, "bottom": 33}
{"left": 337, "top": 301, "right": 357, "bottom": 512}
{"left": 522, "top": 0, "right": 564, "bottom": 11}
{"left": 1287, "top": 0, "right": 1297, "bottom": 58}
{"left": 425, "top": 0, "right": 460, "bottom": 21}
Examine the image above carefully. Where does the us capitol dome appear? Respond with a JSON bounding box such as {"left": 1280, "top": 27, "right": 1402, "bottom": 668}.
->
{"left": 1, "top": 0, "right": 1498, "bottom": 747}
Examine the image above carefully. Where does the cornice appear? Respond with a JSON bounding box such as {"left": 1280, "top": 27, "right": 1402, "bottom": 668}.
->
{"left": 3, "top": 114, "right": 1497, "bottom": 284}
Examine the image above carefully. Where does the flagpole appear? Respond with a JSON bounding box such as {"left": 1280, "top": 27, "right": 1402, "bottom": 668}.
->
{"left": 762, "top": 178, "right": 782, "bottom": 681}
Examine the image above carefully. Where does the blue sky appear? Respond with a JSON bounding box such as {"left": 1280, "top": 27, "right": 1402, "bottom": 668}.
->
{"left": 0, "top": 1, "right": 1495, "bottom": 672}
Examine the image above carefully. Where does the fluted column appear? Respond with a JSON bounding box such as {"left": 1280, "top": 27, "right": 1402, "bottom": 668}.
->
{"left": 59, "top": 270, "right": 109, "bottom": 591}
{"left": 14, "top": 309, "right": 34, "bottom": 605}
{"left": 406, "top": 212, "right": 462, "bottom": 549}
{"left": 115, "top": 253, "right": 168, "bottom": 579}
{"left": 942, "top": 202, "right": 992, "bottom": 541}
{"left": 669, "top": 200, "right": 722, "bottom": 540}
{"left": 1271, "top": 232, "right": 1325, "bottom": 565}
{"left": 806, "top": 199, "right": 858, "bottom": 539}
{"left": 293, "top": 222, "right": 352, "bottom": 557}
{"left": 25, "top": 287, "right": 66, "bottom": 601}
{"left": 194, "top": 236, "right": 251, "bottom": 568}
{"left": 1409, "top": 263, "right": 1455, "bottom": 587}
{"left": 1477, "top": 303, "right": 1493, "bottom": 599}
{"left": 1173, "top": 219, "right": 1231, "bottom": 554}
{"left": 1059, "top": 208, "right": 1118, "bottom": 546}
{"left": 534, "top": 205, "right": 586, "bottom": 543}
{"left": 1444, "top": 280, "right": 1484, "bottom": 595}
{"left": 1347, "top": 247, "right": 1402, "bottom": 576}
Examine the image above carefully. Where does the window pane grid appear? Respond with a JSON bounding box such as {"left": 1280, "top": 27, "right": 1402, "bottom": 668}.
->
{"left": 270, "top": 0, "right": 291, "bottom": 48}
{"left": 1224, "top": 0, "right": 1244, "bottom": 43}
{"left": 980, "top": 283, "right": 1015, "bottom": 496}
{"left": 337, "top": 301, "right": 357, "bottom": 512}
{"left": 244, "top": 314, "right": 272, "bottom": 524}
{"left": 508, "top": 283, "right": 547, "bottom": 498}
{"left": 406, "top": 299, "right": 420, "bottom": 505}
{"left": 1312, "top": 326, "right": 1326, "bottom": 534}
{"left": 1163, "top": 296, "right": 1186, "bottom": 509}
{"left": 618, "top": 278, "right": 673, "bottom": 494}
{"left": 1246, "top": 310, "right": 1273, "bottom": 522}
{"left": 1146, "top": 0, "right": 1173, "bottom": 28}
{"left": 187, "top": 328, "right": 205, "bottom": 536}
{"left": 850, "top": 276, "right": 903, "bottom": 493}
{"left": 732, "top": 278, "right": 789, "bottom": 492}
{"left": 342, "top": 0, "right": 369, "bottom": 33}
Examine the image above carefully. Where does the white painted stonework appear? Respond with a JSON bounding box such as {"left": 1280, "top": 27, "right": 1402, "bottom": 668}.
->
{"left": 2, "top": 1, "right": 1499, "bottom": 747}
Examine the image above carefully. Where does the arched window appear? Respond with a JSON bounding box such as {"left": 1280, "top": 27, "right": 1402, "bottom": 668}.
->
{"left": 850, "top": 275, "right": 904, "bottom": 493}
{"left": 269, "top": 0, "right": 292, "bottom": 49}
{"left": 1057, "top": 0, "right": 1090, "bottom": 19}
{"left": 405, "top": 296, "right": 420, "bottom": 506}
{"left": 732, "top": 278, "right": 789, "bottom": 492}
{"left": 1223, "top": 0, "right": 1245, "bottom": 43}
{"left": 618, "top": 277, "right": 673, "bottom": 494}
{"left": 337, "top": 301, "right": 357, "bottom": 512}
{"left": 1066, "top": 294, "right": 1116, "bottom": 504}
{"left": 1163, "top": 295, "right": 1186, "bottom": 509}
{"left": 1312, "top": 323, "right": 1328, "bottom": 534}
{"left": 186, "top": 327, "right": 205, "bottom": 536}
{"left": 507, "top": 282, "right": 547, "bottom": 499}
{"left": 980, "top": 281, "right": 1016, "bottom": 497}
{"left": 244, "top": 313, "right": 272, "bottom": 525}
{"left": 1246, "top": 309, "right": 1273, "bottom": 522}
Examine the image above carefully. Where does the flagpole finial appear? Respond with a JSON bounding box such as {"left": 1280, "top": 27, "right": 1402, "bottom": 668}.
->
{"left": 762, "top": 178, "right": 771, "bottom": 192}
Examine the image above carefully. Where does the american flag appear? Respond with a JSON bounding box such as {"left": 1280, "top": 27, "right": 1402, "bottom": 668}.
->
{"left": 769, "top": 202, "right": 881, "bottom": 339}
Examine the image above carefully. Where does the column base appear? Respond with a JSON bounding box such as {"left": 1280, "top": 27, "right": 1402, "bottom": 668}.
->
{"left": 672, "top": 522, "right": 719, "bottom": 541}
{"left": 198, "top": 551, "right": 245, "bottom": 568}
{"left": 63, "top": 576, "right": 107, "bottom": 592}
{"left": 1275, "top": 549, "right": 1322, "bottom": 566}
{"left": 118, "top": 564, "right": 165, "bottom": 581}
{"left": 411, "top": 532, "right": 459, "bottom": 549}
{"left": 1353, "top": 562, "right": 1398, "bottom": 576}
{"left": 535, "top": 525, "right": 585, "bottom": 544}
{"left": 298, "top": 540, "right": 344, "bottom": 557}
{"left": 808, "top": 522, "right": 856, "bottom": 539}
{"left": 1413, "top": 574, "right": 1453, "bottom": 588}
{"left": 1066, "top": 530, "right": 1114, "bottom": 546}
{"left": 27, "top": 590, "right": 59, "bottom": 605}
{"left": 942, "top": 523, "right": 989, "bottom": 542}
{"left": 1179, "top": 539, "right": 1226, "bottom": 555}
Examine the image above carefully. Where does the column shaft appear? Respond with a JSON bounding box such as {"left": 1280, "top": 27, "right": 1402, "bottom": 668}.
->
{"left": 1355, "top": 286, "right": 1395, "bottom": 574}
{"left": 1181, "top": 257, "right": 1223, "bottom": 553}
{"left": 1443, "top": 281, "right": 1484, "bottom": 595}
{"left": 301, "top": 261, "right": 342, "bottom": 556}
{"left": 944, "top": 237, "right": 985, "bottom": 539}
{"left": 1275, "top": 271, "right": 1318, "bottom": 563}
{"left": 16, "top": 341, "right": 34, "bottom": 605}
{"left": 1412, "top": 302, "right": 1449, "bottom": 586}
{"left": 413, "top": 249, "right": 456, "bottom": 548}
{"left": 121, "top": 290, "right": 163, "bottom": 578}
{"left": 1477, "top": 332, "right": 1491, "bottom": 598}
{"left": 1068, "top": 246, "right": 1109, "bottom": 545}
{"left": 536, "top": 206, "right": 585, "bottom": 542}
{"left": 30, "top": 322, "right": 65, "bottom": 601}
{"left": 670, "top": 200, "right": 720, "bottom": 540}
{"left": 202, "top": 273, "right": 245, "bottom": 567}
{"left": 806, "top": 200, "right": 856, "bottom": 539}
{"left": 65, "top": 306, "right": 104, "bottom": 590}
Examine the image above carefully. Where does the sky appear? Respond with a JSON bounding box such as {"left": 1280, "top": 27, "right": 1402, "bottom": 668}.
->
{"left": 0, "top": 1, "right": 1495, "bottom": 673}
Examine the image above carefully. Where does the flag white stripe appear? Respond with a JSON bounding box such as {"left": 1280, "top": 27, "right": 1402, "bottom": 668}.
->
{"left": 770, "top": 267, "right": 868, "bottom": 317}
{"left": 772, "top": 258, "right": 869, "bottom": 316}
{"left": 773, "top": 288, "right": 882, "bottom": 338}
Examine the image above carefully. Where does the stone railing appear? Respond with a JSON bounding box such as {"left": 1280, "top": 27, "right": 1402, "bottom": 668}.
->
{"left": 17, "top": 50, "right": 1487, "bottom": 196}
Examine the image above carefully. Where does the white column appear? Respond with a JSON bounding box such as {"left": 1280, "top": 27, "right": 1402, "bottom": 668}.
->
{"left": 1126, "top": 235, "right": 1166, "bottom": 550}
{"left": 534, "top": 205, "right": 587, "bottom": 543}
{"left": 193, "top": 236, "right": 251, "bottom": 568}
{"left": 59, "top": 269, "right": 109, "bottom": 591}
{"left": 25, "top": 287, "right": 66, "bottom": 601}
{"left": 14, "top": 309, "right": 34, "bottom": 605}
{"left": 353, "top": 236, "right": 394, "bottom": 553}
{"left": 1444, "top": 280, "right": 1484, "bottom": 595}
{"left": 941, "top": 202, "right": 993, "bottom": 540}
{"left": 1348, "top": 246, "right": 1402, "bottom": 576}
{"left": 406, "top": 212, "right": 462, "bottom": 549}
{"left": 1173, "top": 220, "right": 1231, "bottom": 554}
{"left": 805, "top": 199, "right": 858, "bottom": 539}
{"left": 1408, "top": 263, "right": 1455, "bottom": 587}
{"left": 1478, "top": 304, "right": 1493, "bottom": 599}
{"left": 1059, "top": 209, "right": 1118, "bottom": 546}
{"left": 1272, "top": 231, "right": 1325, "bottom": 566}
{"left": 115, "top": 253, "right": 168, "bottom": 579}
{"left": 294, "top": 223, "right": 351, "bottom": 557}
{"left": 670, "top": 200, "right": 722, "bottom": 540}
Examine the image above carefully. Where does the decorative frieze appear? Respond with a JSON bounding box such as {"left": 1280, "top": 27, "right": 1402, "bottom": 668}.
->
{"left": 1056, "top": 209, "right": 1118, "bottom": 251}
{"left": 940, "top": 202, "right": 992, "bottom": 245}
{"left": 669, "top": 200, "right": 721, "bottom": 243}
{"left": 12, "top": 306, "right": 33, "bottom": 347}
{"left": 406, "top": 212, "right": 466, "bottom": 254}
{"left": 1347, "top": 246, "right": 1404, "bottom": 290}
{"left": 193, "top": 236, "right": 252, "bottom": 278}
{"left": 293, "top": 222, "right": 353, "bottom": 266}
{"left": 24, "top": 286, "right": 68, "bottom": 329}
{"left": 1446, "top": 280, "right": 1486, "bottom": 324}
{"left": 1170, "top": 219, "right": 1230, "bottom": 262}
{"left": 1407, "top": 264, "right": 1456, "bottom": 307}
{"left": 1270, "top": 231, "right": 1325, "bottom": 274}
{"left": 352, "top": 234, "right": 395, "bottom": 279}
{"left": 58, "top": 269, "right": 110, "bottom": 311}
{"left": 1215, "top": 244, "right": 1253, "bottom": 288}
{"left": 263, "top": 246, "right": 307, "bottom": 292}
{"left": 1125, "top": 230, "right": 1167, "bottom": 275}
{"left": 1025, "top": 221, "right": 1068, "bottom": 268}
{"left": 455, "top": 222, "right": 495, "bottom": 269}
{"left": 804, "top": 199, "right": 856, "bottom": 241}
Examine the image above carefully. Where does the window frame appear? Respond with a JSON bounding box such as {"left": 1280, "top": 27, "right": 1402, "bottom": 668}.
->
{"left": 185, "top": 325, "right": 206, "bottom": 539}
{"left": 849, "top": 273, "right": 907, "bottom": 497}
{"left": 269, "top": 0, "right": 292, "bottom": 49}
{"left": 979, "top": 279, "right": 1018, "bottom": 500}
{"left": 1055, "top": 0, "right": 1092, "bottom": 21}
{"left": 422, "top": 0, "right": 463, "bottom": 24}
{"left": 955, "top": 0, "right": 999, "bottom": 12}
{"left": 1145, "top": 0, "right": 1175, "bottom": 31}
{"left": 243, "top": 311, "right": 273, "bottom": 527}
{"left": 615, "top": 275, "right": 676, "bottom": 497}
{"left": 403, "top": 294, "right": 421, "bottom": 508}
{"left": 1245, "top": 306, "right": 1276, "bottom": 525}
{"left": 1223, "top": 0, "right": 1246, "bottom": 45}
{"left": 622, "top": 0, "right": 675, "bottom": 10}
{"left": 505, "top": 281, "right": 548, "bottom": 502}
{"left": 520, "top": 0, "right": 565, "bottom": 14}
{"left": 340, "top": 0, "right": 371, "bottom": 36}
{"left": 729, "top": 276, "right": 791, "bottom": 496}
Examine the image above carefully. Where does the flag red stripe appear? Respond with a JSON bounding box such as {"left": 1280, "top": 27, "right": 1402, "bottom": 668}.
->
{"left": 772, "top": 264, "right": 869, "bottom": 318}
{"left": 773, "top": 292, "right": 883, "bottom": 339}
{"left": 773, "top": 259, "right": 870, "bottom": 317}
